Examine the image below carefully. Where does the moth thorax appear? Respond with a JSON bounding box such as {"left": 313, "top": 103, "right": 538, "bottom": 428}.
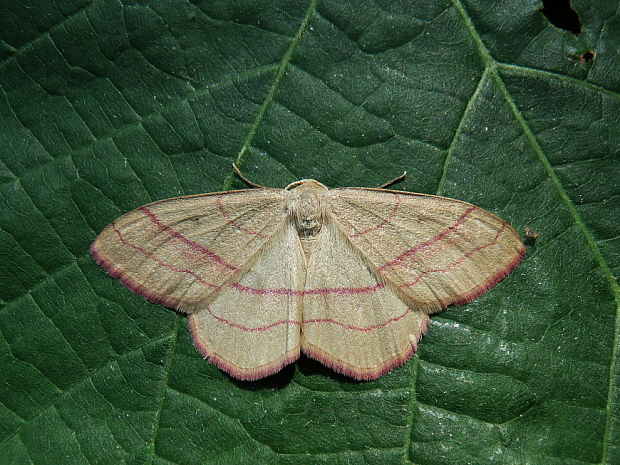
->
{"left": 289, "top": 191, "right": 324, "bottom": 239}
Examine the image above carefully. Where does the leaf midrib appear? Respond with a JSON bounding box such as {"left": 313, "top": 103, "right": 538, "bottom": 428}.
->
{"left": 450, "top": 1, "right": 620, "bottom": 464}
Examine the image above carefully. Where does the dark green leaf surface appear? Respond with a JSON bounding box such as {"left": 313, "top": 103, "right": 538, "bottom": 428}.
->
{"left": 0, "top": 1, "right": 618, "bottom": 464}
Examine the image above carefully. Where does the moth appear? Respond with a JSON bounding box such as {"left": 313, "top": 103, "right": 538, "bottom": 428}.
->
{"left": 91, "top": 166, "right": 525, "bottom": 381}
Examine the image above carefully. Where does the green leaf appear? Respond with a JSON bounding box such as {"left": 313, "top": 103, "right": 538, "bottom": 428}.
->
{"left": 0, "top": 0, "right": 618, "bottom": 464}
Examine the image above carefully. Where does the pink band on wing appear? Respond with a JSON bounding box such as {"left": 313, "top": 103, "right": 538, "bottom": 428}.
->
{"left": 348, "top": 193, "right": 401, "bottom": 238}
{"left": 206, "top": 307, "right": 300, "bottom": 332}
{"left": 216, "top": 194, "right": 271, "bottom": 239}
{"left": 302, "top": 315, "right": 429, "bottom": 381}
{"left": 205, "top": 305, "right": 410, "bottom": 333}
{"left": 399, "top": 223, "right": 507, "bottom": 288}
{"left": 230, "top": 282, "right": 385, "bottom": 296}
{"left": 303, "top": 307, "right": 410, "bottom": 332}
{"left": 140, "top": 206, "right": 238, "bottom": 271}
{"left": 378, "top": 206, "right": 476, "bottom": 271}
{"left": 111, "top": 222, "right": 220, "bottom": 289}
{"left": 188, "top": 316, "right": 300, "bottom": 381}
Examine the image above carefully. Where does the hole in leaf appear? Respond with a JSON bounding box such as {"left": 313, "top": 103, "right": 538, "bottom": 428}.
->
{"left": 568, "top": 50, "right": 596, "bottom": 64}
{"left": 579, "top": 50, "right": 595, "bottom": 63}
{"left": 541, "top": 0, "right": 582, "bottom": 34}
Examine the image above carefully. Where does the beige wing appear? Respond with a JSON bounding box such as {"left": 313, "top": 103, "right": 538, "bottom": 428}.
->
{"left": 301, "top": 220, "right": 429, "bottom": 380}
{"left": 189, "top": 222, "right": 305, "bottom": 380}
{"left": 327, "top": 188, "right": 525, "bottom": 313}
{"left": 91, "top": 188, "right": 289, "bottom": 313}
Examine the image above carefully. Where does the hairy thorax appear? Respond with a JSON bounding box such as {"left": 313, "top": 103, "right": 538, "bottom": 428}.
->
{"left": 286, "top": 180, "right": 328, "bottom": 257}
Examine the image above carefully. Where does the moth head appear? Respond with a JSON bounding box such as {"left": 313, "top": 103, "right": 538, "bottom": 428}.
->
{"left": 286, "top": 179, "right": 328, "bottom": 237}
{"left": 284, "top": 179, "right": 328, "bottom": 191}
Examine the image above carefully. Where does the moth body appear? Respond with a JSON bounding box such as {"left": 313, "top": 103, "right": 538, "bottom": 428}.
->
{"left": 287, "top": 180, "right": 329, "bottom": 257}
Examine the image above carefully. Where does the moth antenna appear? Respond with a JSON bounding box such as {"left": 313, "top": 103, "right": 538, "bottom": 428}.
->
{"left": 232, "top": 163, "right": 269, "bottom": 189}
{"left": 377, "top": 171, "right": 407, "bottom": 189}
